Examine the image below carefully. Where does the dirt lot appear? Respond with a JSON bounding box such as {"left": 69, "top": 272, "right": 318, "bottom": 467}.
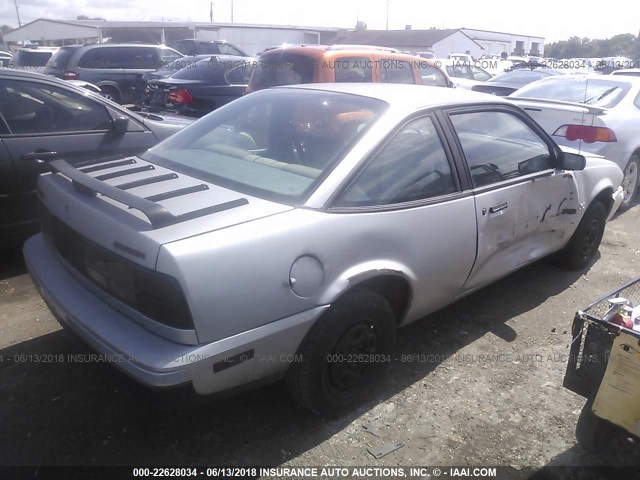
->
{"left": 2, "top": 200, "right": 640, "bottom": 475}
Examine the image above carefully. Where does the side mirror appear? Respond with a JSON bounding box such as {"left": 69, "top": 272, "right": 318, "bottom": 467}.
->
{"left": 558, "top": 151, "right": 587, "bottom": 171}
{"left": 110, "top": 115, "right": 129, "bottom": 135}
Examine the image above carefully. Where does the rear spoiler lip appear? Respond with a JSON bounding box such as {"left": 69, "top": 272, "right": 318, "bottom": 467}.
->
{"left": 47, "top": 159, "right": 248, "bottom": 229}
{"left": 511, "top": 96, "right": 608, "bottom": 116}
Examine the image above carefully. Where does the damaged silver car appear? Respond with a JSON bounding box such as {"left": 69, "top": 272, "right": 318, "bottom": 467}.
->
{"left": 24, "top": 84, "right": 624, "bottom": 415}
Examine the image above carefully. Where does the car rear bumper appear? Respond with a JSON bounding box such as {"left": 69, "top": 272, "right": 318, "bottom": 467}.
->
{"left": 24, "top": 234, "right": 327, "bottom": 394}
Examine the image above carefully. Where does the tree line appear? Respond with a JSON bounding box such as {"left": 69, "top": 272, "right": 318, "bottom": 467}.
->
{"left": 544, "top": 33, "right": 640, "bottom": 59}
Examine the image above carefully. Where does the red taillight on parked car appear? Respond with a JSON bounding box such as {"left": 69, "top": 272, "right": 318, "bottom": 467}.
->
{"left": 553, "top": 125, "right": 617, "bottom": 143}
{"left": 168, "top": 88, "right": 193, "bottom": 104}
{"left": 63, "top": 71, "right": 79, "bottom": 80}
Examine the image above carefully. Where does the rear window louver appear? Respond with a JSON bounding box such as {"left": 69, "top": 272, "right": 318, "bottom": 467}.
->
{"left": 49, "top": 159, "right": 248, "bottom": 229}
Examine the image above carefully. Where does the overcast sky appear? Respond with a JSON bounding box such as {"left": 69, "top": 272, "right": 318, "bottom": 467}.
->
{"left": 1, "top": 0, "right": 639, "bottom": 43}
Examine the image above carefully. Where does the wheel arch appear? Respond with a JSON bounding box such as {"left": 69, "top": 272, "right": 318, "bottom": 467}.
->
{"left": 319, "top": 263, "right": 415, "bottom": 326}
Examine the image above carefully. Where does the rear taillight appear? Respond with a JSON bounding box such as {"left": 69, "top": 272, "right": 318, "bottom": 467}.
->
{"left": 553, "top": 125, "right": 617, "bottom": 143}
{"left": 63, "top": 71, "right": 79, "bottom": 80}
{"left": 168, "top": 88, "right": 193, "bottom": 104}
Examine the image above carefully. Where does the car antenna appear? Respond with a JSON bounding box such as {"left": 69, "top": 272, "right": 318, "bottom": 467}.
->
{"left": 578, "top": 76, "right": 589, "bottom": 156}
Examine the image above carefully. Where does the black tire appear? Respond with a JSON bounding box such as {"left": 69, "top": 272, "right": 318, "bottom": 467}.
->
{"left": 555, "top": 200, "right": 606, "bottom": 270}
{"left": 101, "top": 86, "right": 121, "bottom": 104}
{"left": 620, "top": 155, "right": 639, "bottom": 210}
{"left": 287, "top": 289, "right": 396, "bottom": 416}
{"left": 575, "top": 397, "right": 619, "bottom": 451}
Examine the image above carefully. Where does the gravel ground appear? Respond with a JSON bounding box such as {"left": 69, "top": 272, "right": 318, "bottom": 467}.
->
{"left": 1, "top": 200, "right": 640, "bottom": 476}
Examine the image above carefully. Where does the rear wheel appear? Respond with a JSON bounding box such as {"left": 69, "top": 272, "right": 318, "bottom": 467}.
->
{"left": 620, "top": 155, "right": 639, "bottom": 209}
{"left": 100, "top": 86, "right": 121, "bottom": 104}
{"left": 554, "top": 200, "right": 606, "bottom": 270}
{"left": 287, "top": 289, "right": 396, "bottom": 416}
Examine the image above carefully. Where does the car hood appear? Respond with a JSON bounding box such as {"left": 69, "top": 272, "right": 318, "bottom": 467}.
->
{"left": 38, "top": 156, "right": 294, "bottom": 269}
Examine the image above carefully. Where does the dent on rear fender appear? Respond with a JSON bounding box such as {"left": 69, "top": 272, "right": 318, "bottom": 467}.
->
{"left": 317, "top": 261, "right": 417, "bottom": 306}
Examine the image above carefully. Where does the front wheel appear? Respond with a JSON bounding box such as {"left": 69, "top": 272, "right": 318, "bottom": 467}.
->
{"left": 620, "top": 155, "right": 639, "bottom": 209}
{"left": 287, "top": 289, "right": 396, "bottom": 416}
{"left": 554, "top": 200, "right": 606, "bottom": 270}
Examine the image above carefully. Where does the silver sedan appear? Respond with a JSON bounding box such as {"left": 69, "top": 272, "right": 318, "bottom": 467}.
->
{"left": 25, "top": 84, "right": 623, "bottom": 415}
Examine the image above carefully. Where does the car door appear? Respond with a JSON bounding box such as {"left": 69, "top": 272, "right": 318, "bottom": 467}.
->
{"left": 0, "top": 77, "right": 158, "bottom": 193}
{"left": 444, "top": 106, "right": 580, "bottom": 292}
{"left": 330, "top": 114, "right": 477, "bottom": 321}
{"left": 0, "top": 135, "right": 28, "bottom": 243}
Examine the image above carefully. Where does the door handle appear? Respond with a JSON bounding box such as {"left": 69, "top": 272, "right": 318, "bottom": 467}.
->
{"left": 489, "top": 201, "right": 508, "bottom": 213}
{"left": 22, "top": 151, "right": 58, "bottom": 162}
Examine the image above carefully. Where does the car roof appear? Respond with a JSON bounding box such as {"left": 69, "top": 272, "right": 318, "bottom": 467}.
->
{"left": 275, "top": 83, "right": 509, "bottom": 110}
{"left": 259, "top": 44, "right": 423, "bottom": 60}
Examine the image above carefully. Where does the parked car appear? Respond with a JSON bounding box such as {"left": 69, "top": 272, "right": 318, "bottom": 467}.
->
{"left": 0, "top": 69, "right": 193, "bottom": 247}
{"left": 472, "top": 67, "right": 563, "bottom": 96}
{"left": 510, "top": 75, "right": 640, "bottom": 207}
{"left": 171, "top": 39, "right": 248, "bottom": 57}
{"left": 416, "top": 51, "right": 435, "bottom": 59}
{"left": 25, "top": 83, "right": 623, "bottom": 415}
{"left": 44, "top": 44, "right": 183, "bottom": 104}
{"left": 11, "top": 47, "right": 59, "bottom": 72}
{"left": 595, "top": 57, "right": 635, "bottom": 74}
{"left": 142, "top": 56, "right": 254, "bottom": 117}
{"left": 247, "top": 44, "right": 452, "bottom": 93}
{"left": 437, "top": 59, "right": 493, "bottom": 89}
{"left": 611, "top": 68, "right": 640, "bottom": 77}
{"left": 0, "top": 50, "right": 12, "bottom": 68}
{"left": 448, "top": 53, "right": 474, "bottom": 63}
{"left": 142, "top": 55, "right": 213, "bottom": 82}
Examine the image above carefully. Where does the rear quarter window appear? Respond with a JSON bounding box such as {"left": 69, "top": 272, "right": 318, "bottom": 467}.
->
{"left": 251, "top": 54, "right": 315, "bottom": 89}
{"left": 79, "top": 47, "right": 160, "bottom": 69}
{"left": 380, "top": 59, "right": 415, "bottom": 84}
{"left": 334, "top": 57, "right": 373, "bottom": 83}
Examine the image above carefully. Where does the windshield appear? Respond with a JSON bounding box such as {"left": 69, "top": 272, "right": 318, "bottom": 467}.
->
{"left": 13, "top": 51, "right": 53, "bottom": 67}
{"left": 511, "top": 77, "right": 631, "bottom": 107}
{"left": 141, "top": 89, "right": 387, "bottom": 203}
{"left": 170, "top": 58, "right": 252, "bottom": 84}
{"left": 489, "top": 70, "right": 555, "bottom": 87}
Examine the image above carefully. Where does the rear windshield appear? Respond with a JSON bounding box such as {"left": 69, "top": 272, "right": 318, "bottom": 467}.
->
{"left": 13, "top": 51, "right": 53, "bottom": 67}
{"left": 489, "top": 70, "right": 555, "bottom": 87}
{"left": 46, "top": 47, "right": 77, "bottom": 69}
{"left": 251, "top": 54, "right": 315, "bottom": 90}
{"left": 141, "top": 89, "right": 386, "bottom": 203}
{"left": 511, "top": 77, "right": 631, "bottom": 107}
{"left": 169, "top": 59, "right": 252, "bottom": 84}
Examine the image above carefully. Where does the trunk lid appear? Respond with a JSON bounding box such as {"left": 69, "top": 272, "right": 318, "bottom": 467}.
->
{"left": 38, "top": 157, "right": 293, "bottom": 269}
{"left": 510, "top": 97, "right": 603, "bottom": 134}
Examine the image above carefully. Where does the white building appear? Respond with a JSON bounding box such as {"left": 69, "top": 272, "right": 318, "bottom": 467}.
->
{"left": 333, "top": 28, "right": 485, "bottom": 59}
{"left": 461, "top": 28, "right": 545, "bottom": 57}
{"left": 1, "top": 19, "right": 339, "bottom": 56}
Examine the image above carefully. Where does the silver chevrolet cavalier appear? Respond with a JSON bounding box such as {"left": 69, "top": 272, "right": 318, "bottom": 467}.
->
{"left": 24, "top": 83, "right": 624, "bottom": 415}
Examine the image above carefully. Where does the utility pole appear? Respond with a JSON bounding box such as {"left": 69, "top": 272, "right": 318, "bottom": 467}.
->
{"left": 231, "top": 0, "right": 234, "bottom": 23}
{"left": 209, "top": 2, "right": 214, "bottom": 23}
{"left": 14, "top": 0, "right": 22, "bottom": 27}
{"left": 385, "top": 0, "right": 389, "bottom": 30}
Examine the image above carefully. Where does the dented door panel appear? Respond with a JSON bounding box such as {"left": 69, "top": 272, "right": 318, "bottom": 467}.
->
{"left": 464, "top": 171, "right": 579, "bottom": 291}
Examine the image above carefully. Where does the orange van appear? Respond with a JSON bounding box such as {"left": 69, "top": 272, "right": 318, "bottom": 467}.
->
{"left": 246, "top": 44, "right": 453, "bottom": 93}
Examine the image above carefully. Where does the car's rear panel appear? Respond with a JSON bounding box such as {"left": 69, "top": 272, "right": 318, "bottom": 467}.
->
{"left": 36, "top": 157, "right": 292, "bottom": 342}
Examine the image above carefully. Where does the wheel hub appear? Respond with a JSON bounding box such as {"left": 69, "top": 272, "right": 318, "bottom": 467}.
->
{"left": 328, "top": 323, "right": 378, "bottom": 391}
{"left": 622, "top": 161, "right": 638, "bottom": 203}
